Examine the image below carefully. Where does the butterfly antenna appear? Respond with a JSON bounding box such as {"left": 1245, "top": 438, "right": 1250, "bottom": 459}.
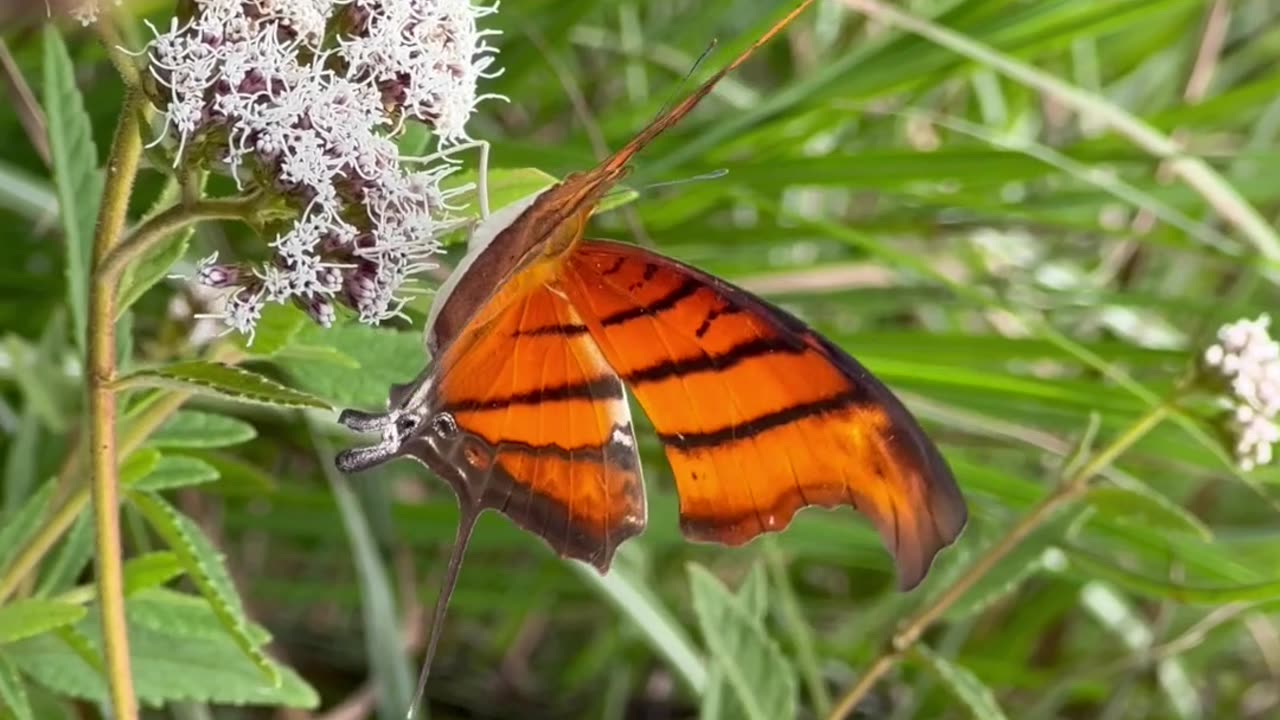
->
{"left": 648, "top": 40, "right": 719, "bottom": 126}
{"left": 594, "top": 0, "right": 816, "bottom": 178}
{"left": 406, "top": 505, "right": 480, "bottom": 719}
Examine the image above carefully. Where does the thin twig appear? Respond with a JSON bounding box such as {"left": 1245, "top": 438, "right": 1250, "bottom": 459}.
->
{"left": 826, "top": 401, "right": 1174, "bottom": 719}
{"left": 0, "top": 38, "right": 50, "bottom": 166}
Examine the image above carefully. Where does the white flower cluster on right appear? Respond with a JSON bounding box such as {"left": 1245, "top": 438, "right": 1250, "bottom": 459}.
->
{"left": 1203, "top": 314, "right": 1280, "bottom": 471}
{"left": 143, "top": 0, "right": 500, "bottom": 340}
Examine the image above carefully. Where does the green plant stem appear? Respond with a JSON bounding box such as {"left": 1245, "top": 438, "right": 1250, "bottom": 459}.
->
{"left": 87, "top": 90, "right": 145, "bottom": 720}
{"left": 0, "top": 491, "right": 91, "bottom": 604}
{"left": 99, "top": 197, "right": 261, "bottom": 287}
{"left": 826, "top": 401, "right": 1173, "bottom": 720}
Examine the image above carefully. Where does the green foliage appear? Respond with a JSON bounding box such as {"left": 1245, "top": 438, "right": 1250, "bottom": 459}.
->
{"left": 148, "top": 411, "right": 257, "bottom": 449}
{"left": 40, "top": 26, "right": 101, "bottom": 354}
{"left": 121, "top": 362, "right": 332, "bottom": 410}
{"left": 689, "top": 564, "right": 797, "bottom": 720}
{"left": 5, "top": 1, "right": 1280, "bottom": 718}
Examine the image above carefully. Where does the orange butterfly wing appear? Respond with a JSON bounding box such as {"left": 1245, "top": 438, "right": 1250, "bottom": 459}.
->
{"left": 560, "top": 241, "right": 966, "bottom": 589}
{"left": 425, "top": 275, "right": 646, "bottom": 571}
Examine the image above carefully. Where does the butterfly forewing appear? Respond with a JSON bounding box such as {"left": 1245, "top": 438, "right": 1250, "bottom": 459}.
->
{"left": 562, "top": 241, "right": 966, "bottom": 589}
{"left": 429, "top": 278, "right": 646, "bottom": 571}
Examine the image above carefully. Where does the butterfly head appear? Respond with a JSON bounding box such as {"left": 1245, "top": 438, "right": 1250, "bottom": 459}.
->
{"left": 335, "top": 370, "right": 443, "bottom": 470}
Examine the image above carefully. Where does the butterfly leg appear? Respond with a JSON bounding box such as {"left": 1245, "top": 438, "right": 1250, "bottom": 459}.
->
{"left": 336, "top": 408, "right": 393, "bottom": 432}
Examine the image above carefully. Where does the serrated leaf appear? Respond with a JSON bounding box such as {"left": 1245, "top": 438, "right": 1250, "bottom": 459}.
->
{"left": 1086, "top": 486, "right": 1212, "bottom": 541}
{"left": 122, "top": 362, "right": 331, "bottom": 410}
{"left": 149, "top": 411, "right": 257, "bottom": 449}
{"left": 34, "top": 511, "right": 92, "bottom": 598}
{"left": 119, "top": 448, "right": 161, "bottom": 486}
{"left": 42, "top": 25, "right": 102, "bottom": 354}
{"left": 129, "top": 491, "right": 279, "bottom": 686}
{"left": 0, "top": 600, "right": 86, "bottom": 644}
{"left": 127, "top": 589, "right": 269, "bottom": 646}
{"left": 123, "top": 553, "right": 184, "bottom": 596}
{"left": 10, "top": 609, "right": 316, "bottom": 708}
{"left": 688, "top": 565, "right": 796, "bottom": 720}
{"left": 131, "top": 456, "right": 220, "bottom": 491}
{"left": 0, "top": 652, "right": 33, "bottom": 720}
{"left": 915, "top": 646, "right": 1009, "bottom": 720}
{"left": 0, "top": 480, "right": 55, "bottom": 575}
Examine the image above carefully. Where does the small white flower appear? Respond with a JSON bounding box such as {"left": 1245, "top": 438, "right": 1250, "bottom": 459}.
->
{"left": 144, "top": 0, "right": 501, "bottom": 338}
{"left": 1204, "top": 314, "right": 1280, "bottom": 471}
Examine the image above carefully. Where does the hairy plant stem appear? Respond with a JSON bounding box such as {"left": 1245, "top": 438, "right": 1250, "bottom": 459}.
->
{"left": 826, "top": 401, "right": 1174, "bottom": 720}
{"left": 86, "top": 122, "right": 254, "bottom": 720}
{"left": 88, "top": 88, "right": 145, "bottom": 720}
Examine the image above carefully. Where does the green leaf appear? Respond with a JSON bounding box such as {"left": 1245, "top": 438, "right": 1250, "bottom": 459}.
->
{"left": 123, "top": 553, "right": 184, "bottom": 596}
{"left": 10, "top": 600, "right": 316, "bottom": 708}
{"left": 0, "top": 652, "right": 34, "bottom": 720}
{"left": 0, "top": 481, "right": 55, "bottom": 575}
{"left": 149, "top": 411, "right": 257, "bottom": 449}
{"left": 126, "top": 588, "right": 269, "bottom": 645}
{"left": 915, "top": 646, "right": 1010, "bottom": 720}
{"left": 119, "top": 448, "right": 161, "bottom": 486}
{"left": 131, "top": 456, "right": 220, "bottom": 491}
{"left": 1066, "top": 547, "right": 1280, "bottom": 604}
{"left": 0, "top": 600, "right": 86, "bottom": 644}
{"left": 922, "top": 518, "right": 1065, "bottom": 622}
{"left": 230, "top": 304, "right": 309, "bottom": 358}
{"left": 274, "top": 342, "right": 362, "bottom": 369}
{"left": 122, "top": 362, "right": 331, "bottom": 410}
{"left": 116, "top": 175, "right": 207, "bottom": 316}
{"left": 444, "top": 167, "right": 557, "bottom": 223}
{"left": 701, "top": 563, "right": 772, "bottom": 720}
{"left": 129, "top": 491, "right": 280, "bottom": 686}
{"left": 1086, "top": 486, "right": 1212, "bottom": 541}
{"left": 196, "top": 452, "right": 277, "bottom": 495}
{"left": 687, "top": 564, "right": 796, "bottom": 720}
{"left": 280, "top": 321, "right": 425, "bottom": 408}
{"left": 41, "top": 25, "right": 102, "bottom": 354}
{"left": 573, "top": 555, "right": 708, "bottom": 695}
{"left": 34, "top": 511, "right": 92, "bottom": 598}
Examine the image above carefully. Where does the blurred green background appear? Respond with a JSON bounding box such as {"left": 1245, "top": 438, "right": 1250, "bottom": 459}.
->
{"left": 3, "top": 0, "right": 1280, "bottom": 718}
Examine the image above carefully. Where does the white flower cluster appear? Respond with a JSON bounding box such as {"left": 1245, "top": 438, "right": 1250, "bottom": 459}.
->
{"left": 144, "top": 0, "right": 500, "bottom": 338}
{"left": 1203, "top": 314, "right": 1280, "bottom": 471}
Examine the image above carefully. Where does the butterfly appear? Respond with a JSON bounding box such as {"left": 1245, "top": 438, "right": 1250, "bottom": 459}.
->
{"left": 336, "top": 0, "right": 966, "bottom": 708}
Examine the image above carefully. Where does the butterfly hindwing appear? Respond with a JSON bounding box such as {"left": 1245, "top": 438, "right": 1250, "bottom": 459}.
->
{"left": 562, "top": 240, "right": 966, "bottom": 589}
{"left": 428, "top": 276, "right": 646, "bottom": 571}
